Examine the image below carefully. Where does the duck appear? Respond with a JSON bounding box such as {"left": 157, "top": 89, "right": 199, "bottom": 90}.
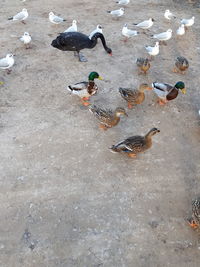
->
{"left": 152, "top": 29, "right": 172, "bottom": 45}
{"left": 67, "top": 72, "right": 103, "bottom": 106}
{"left": 20, "top": 32, "right": 32, "bottom": 49}
{"left": 51, "top": 32, "right": 112, "bottom": 62}
{"left": 136, "top": 58, "right": 151, "bottom": 74}
{"left": 122, "top": 24, "right": 139, "bottom": 41}
{"left": 0, "top": 54, "right": 15, "bottom": 74}
{"left": 8, "top": 8, "right": 28, "bottom": 24}
{"left": 164, "top": 10, "right": 176, "bottom": 20}
{"left": 110, "top": 128, "right": 160, "bottom": 158}
{"left": 64, "top": 20, "right": 77, "bottom": 32}
{"left": 133, "top": 18, "right": 154, "bottom": 30}
{"left": 188, "top": 197, "right": 200, "bottom": 229}
{"left": 89, "top": 105, "right": 128, "bottom": 130}
{"left": 119, "top": 83, "right": 152, "bottom": 109}
{"left": 173, "top": 56, "right": 189, "bottom": 74}
{"left": 152, "top": 81, "right": 186, "bottom": 105}
{"left": 145, "top": 42, "right": 159, "bottom": 58}
{"left": 49, "top": 12, "right": 66, "bottom": 24}
{"left": 89, "top": 25, "right": 103, "bottom": 40}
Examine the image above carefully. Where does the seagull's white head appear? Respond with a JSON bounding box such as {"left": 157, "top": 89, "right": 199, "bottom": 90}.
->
{"left": 6, "top": 54, "right": 14, "bottom": 58}
{"left": 72, "top": 20, "right": 77, "bottom": 24}
{"left": 49, "top": 12, "right": 54, "bottom": 16}
{"left": 22, "top": 8, "right": 27, "bottom": 12}
{"left": 24, "top": 32, "right": 29, "bottom": 36}
{"left": 192, "top": 16, "right": 195, "bottom": 20}
{"left": 120, "top": 8, "right": 125, "bottom": 11}
{"left": 97, "top": 25, "right": 102, "bottom": 30}
{"left": 167, "top": 29, "right": 172, "bottom": 33}
{"left": 155, "top": 42, "right": 159, "bottom": 46}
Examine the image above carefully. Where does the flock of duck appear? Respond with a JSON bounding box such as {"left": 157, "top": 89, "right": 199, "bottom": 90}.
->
{"left": 1, "top": 1, "right": 200, "bottom": 229}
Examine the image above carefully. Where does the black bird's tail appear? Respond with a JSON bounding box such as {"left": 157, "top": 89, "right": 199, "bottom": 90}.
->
{"left": 107, "top": 11, "right": 111, "bottom": 13}
{"left": 8, "top": 17, "right": 13, "bottom": 20}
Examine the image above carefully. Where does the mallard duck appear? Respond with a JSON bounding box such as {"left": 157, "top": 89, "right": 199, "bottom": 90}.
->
{"left": 110, "top": 128, "right": 160, "bottom": 158}
{"left": 67, "top": 72, "right": 103, "bottom": 106}
{"left": 188, "top": 197, "right": 200, "bottom": 229}
{"left": 51, "top": 32, "right": 112, "bottom": 62}
{"left": 119, "top": 83, "right": 152, "bottom": 109}
{"left": 136, "top": 58, "right": 151, "bottom": 74}
{"left": 152, "top": 81, "right": 186, "bottom": 105}
{"left": 173, "top": 56, "right": 189, "bottom": 74}
{"left": 89, "top": 105, "right": 128, "bottom": 130}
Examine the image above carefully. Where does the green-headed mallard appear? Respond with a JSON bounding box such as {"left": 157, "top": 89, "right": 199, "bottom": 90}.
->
{"left": 188, "top": 197, "right": 200, "bottom": 229}
{"left": 152, "top": 81, "right": 186, "bottom": 105}
{"left": 136, "top": 58, "right": 151, "bottom": 74}
{"left": 67, "top": 72, "right": 103, "bottom": 106}
{"left": 110, "top": 128, "right": 160, "bottom": 158}
{"left": 119, "top": 83, "right": 152, "bottom": 109}
{"left": 173, "top": 56, "right": 189, "bottom": 74}
{"left": 89, "top": 105, "right": 128, "bottom": 130}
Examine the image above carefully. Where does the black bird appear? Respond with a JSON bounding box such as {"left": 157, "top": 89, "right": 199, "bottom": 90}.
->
{"left": 51, "top": 32, "right": 112, "bottom": 62}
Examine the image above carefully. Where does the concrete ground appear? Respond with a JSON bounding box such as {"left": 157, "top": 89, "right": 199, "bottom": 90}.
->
{"left": 0, "top": 0, "right": 200, "bottom": 266}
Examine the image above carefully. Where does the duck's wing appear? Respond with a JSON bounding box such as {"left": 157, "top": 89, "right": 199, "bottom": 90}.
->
{"left": 90, "top": 105, "right": 113, "bottom": 124}
{"left": 136, "top": 58, "right": 145, "bottom": 67}
{"left": 114, "top": 136, "right": 145, "bottom": 153}
{"left": 119, "top": 87, "right": 139, "bottom": 102}
{"left": 152, "top": 82, "right": 173, "bottom": 92}
{"left": 68, "top": 81, "right": 88, "bottom": 91}
{"left": 192, "top": 198, "right": 200, "bottom": 223}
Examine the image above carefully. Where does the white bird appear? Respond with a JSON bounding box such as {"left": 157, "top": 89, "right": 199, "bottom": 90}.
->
{"left": 116, "top": 0, "right": 130, "bottom": 5}
{"left": 107, "top": 8, "right": 124, "bottom": 17}
{"left": 20, "top": 32, "right": 32, "bottom": 48}
{"left": 164, "top": 10, "right": 176, "bottom": 20}
{"left": 0, "top": 54, "right": 15, "bottom": 74}
{"left": 176, "top": 24, "right": 185, "bottom": 36}
{"left": 64, "top": 20, "right": 77, "bottom": 32}
{"left": 145, "top": 42, "right": 159, "bottom": 57}
{"left": 122, "top": 24, "right": 139, "bottom": 41}
{"left": 89, "top": 25, "right": 103, "bottom": 39}
{"left": 133, "top": 18, "right": 154, "bottom": 30}
{"left": 181, "top": 16, "right": 195, "bottom": 27}
{"left": 8, "top": 8, "right": 28, "bottom": 24}
{"left": 152, "top": 29, "right": 172, "bottom": 43}
{"left": 49, "top": 12, "right": 66, "bottom": 24}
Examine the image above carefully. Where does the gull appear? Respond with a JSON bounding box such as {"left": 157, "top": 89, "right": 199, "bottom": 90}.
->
{"left": 164, "top": 10, "right": 176, "bottom": 20}
{"left": 20, "top": 32, "right": 32, "bottom": 48}
{"left": 0, "top": 54, "right": 15, "bottom": 74}
{"left": 89, "top": 25, "right": 103, "bottom": 39}
{"left": 64, "top": 20, "right": 77, "bottom": 32}
{"left": 49, "top": 12, "right": 66, "bottom": 24}
{"left": 122, "top": 24, "right": 139, "bottom": 41}
{"left": 176, "top": 24, "right": 185, "bottom": 36}
{"left": 116, "top": 0, "right": 130, "bottom": 5}
{"left": 152, "top": 29, "right": 172, "bottom": 44}
{"left": 8, "top": 8, "right": 28, "bottom": 24}
{"left": 145, "top": 42, "right": 159, "bottom": 58}
{"left": 181, "top": 16, "right": 195, "bottom": 28}
{"left": 107, "top": 8, "right": 124, "bottom": 18}
{"left": 133, "top": 18, "right": 154, "bottom": 30}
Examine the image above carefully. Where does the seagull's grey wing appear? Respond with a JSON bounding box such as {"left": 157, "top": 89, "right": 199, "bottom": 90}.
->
{"left": 53, "top": 16, "right": 63, "bottom": 23}
{"left": 13, "top": 11, "right": 25, "bottom": 20}
{"left": 0, "top": 58, "right": 9, "bottom": 68}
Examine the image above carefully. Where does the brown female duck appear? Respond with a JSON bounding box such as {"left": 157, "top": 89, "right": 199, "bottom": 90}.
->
{"left": 173, "top": 56, "right": 189, "bottom": 74}
{"left": 136, "top": 58, "right": 151, "bottom": 74}
{"left": 119, "top": 83, "right": 152, "bottom": 109}
{"left": 188, "top": 197, "right": 200, "bottom": 229}
{"left": 89, "top": 105, "right": 127, "bottom": 130}
{"left": 110, "top": 128, "right": 160, "bottom": 158}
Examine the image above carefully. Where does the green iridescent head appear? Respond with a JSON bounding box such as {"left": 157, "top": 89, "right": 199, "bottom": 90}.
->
{"left": 175, "top": 81, "right": 186, "bottom": 94}
{"left": 88, "top": 72, "right": 103, "bottom": 81}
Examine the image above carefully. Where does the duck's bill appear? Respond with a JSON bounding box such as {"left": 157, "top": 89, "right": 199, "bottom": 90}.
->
{"left": 98, "top": 76, "right": 103, "bottom": 80}
{"left": 181, "top": 88, "right": 186, "bottom": 94}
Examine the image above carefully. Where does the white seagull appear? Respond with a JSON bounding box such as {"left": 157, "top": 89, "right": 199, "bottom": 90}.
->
{"left": 64, "top": 20, "right": 77, "bottom": 32}
{"left": 133, "top": 18, "right": 154, "bottom": 30}
{"left": 164, "top": 10, "right": 176, "bottom": 20}
{"left": 176, "top": 24, "right": 185, "bottom": 36}
{"left": 0, "top": 54, "right": 15, "bottom": 74}
{"left": 20, "top": 32, "right": 32, "bottom": 48}
{"left": 152, "top": 29, "right": 172, "bottom": 43}
{"left": 107, "top": 8, "right": 124, "bottom": 18}
{"left": 122, "top": 24, "right": 138, "bottom": 41}
{"left": 89, "top": 25, "right": 103, "bottom": 39}
{"left": 181, "top": 16, "right": 195, "bottom": 27}
{"left": 8, "top": 8, "right": 28, "bottom": 24}
{"left": 145, "top": 42, "right": 159, "bottom": 57}
{"left": 116, "top": 0, "right": 130, "bottom": 5}
{"left": 49, "top": 12, "right": 66, "bottom": 24}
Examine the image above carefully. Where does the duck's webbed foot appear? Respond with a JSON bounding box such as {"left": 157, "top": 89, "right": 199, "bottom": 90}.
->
{"left": 77, "top": 52, "right": 87, "bottom": 62}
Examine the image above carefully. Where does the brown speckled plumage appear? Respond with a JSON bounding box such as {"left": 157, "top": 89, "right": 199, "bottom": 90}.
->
{"left": 136, "top": 58, "right": 151, "bottom": 74}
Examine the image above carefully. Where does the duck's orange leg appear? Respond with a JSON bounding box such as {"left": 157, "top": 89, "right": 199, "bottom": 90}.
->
{"left": 81, "top": 97, "right": 90, "bottom": 106}
{"left": 188, "top": 219, "right": 198, "bottom": 229}
{"left": 128, "top": 102, "right": 134, "bottom": 109}
{"left": 157, "top": 98, "right": 167, "bottom": 106}
{"left": 99, "top": 124, "right": 108, "bottom": 131}
{"left": 127, "top": 153, "right": 136, "bottom": 158}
